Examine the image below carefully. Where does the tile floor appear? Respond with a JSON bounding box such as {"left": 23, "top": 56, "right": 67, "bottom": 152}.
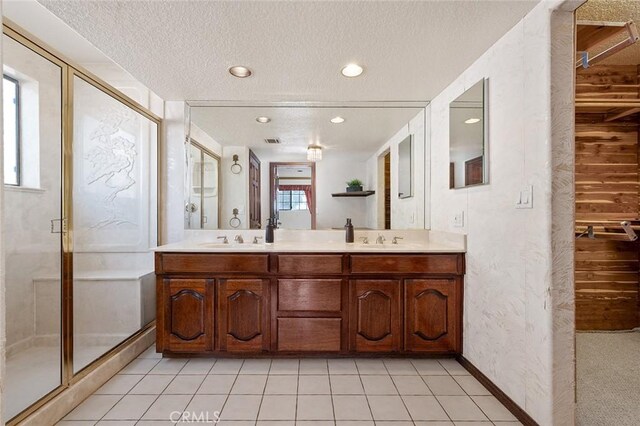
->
{"left": 58, "top": 346, "right": 521, "bottom": 426}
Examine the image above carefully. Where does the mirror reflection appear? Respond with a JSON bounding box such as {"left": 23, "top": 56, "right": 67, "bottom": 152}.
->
{"left": 186, "top": 105, "right": 425, "bottom": 230}
{"left": 449, "top": 79, "right": 488, "bottom": 189}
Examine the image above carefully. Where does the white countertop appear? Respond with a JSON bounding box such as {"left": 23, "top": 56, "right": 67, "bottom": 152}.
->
{"left": 155, "top": 230, "right": 465, "bottom": 253}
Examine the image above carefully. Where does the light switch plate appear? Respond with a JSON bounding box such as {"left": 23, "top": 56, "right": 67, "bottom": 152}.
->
{"left": 516, "top": 185, "right": 533, "bottom": 209}
{"left": 453, "top": 211, "right": 464, "bottom": 228}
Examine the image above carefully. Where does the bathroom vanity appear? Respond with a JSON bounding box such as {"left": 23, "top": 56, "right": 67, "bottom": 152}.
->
{"left": 155, "top": 231, "right": 465, "bottom": 357}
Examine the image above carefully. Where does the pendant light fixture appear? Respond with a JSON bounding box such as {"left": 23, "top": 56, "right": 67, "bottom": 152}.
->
{"left": 307, "top": 144, "right": 323, "bottom": 162}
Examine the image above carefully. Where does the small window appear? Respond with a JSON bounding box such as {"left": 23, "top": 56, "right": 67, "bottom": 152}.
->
{"left": 3, "top": 75, "right": 20, "bottom": 186}
{"left": 277, "top": 190, "right": 308, "bottom": 211}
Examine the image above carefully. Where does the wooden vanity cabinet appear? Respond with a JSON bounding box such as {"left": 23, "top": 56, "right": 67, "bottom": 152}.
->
{"left": 156, "top": 252, "right": 464, "bottom": 356}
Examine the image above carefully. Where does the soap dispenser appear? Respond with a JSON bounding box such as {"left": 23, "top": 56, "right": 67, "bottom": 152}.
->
{"left": 345, "top": 218, "right": 354, "bottom": 243}
{"left": 266, "top": 217, "right": 275, "bottom": 243}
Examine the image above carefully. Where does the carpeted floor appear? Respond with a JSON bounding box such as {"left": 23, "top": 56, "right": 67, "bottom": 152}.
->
{"left": 577, "top": 331, "right": 640, "bottom": 426}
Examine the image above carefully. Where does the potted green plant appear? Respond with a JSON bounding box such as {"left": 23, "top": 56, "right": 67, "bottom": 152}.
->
{"left": 346, "top": 178, "right": 364, "bottom": 192}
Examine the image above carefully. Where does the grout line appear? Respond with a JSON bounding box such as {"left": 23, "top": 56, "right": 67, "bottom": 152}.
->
{"left": 355, "top": 358, "right": 376, "bottom": 422}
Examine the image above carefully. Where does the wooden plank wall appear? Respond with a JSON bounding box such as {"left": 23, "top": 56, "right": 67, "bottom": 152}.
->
{"left": 575, "top": 64, "right": 640, "bottom": 330}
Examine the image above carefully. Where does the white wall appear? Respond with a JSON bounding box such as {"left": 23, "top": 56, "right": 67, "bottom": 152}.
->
{"left": 427, "top": 2, "right": 574, "bottom": 424}
{"left": 366, "top": 109, "right": 427, "bottom": 229}
{"left": 221, "top": 146, "right": 250, "bottom": 230}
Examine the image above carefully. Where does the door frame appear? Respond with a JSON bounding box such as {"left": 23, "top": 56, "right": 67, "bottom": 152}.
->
{"left": 269, "top": 162, "right": 317, "bottom": 229}
{"left": 249, "top": 149, "right": 262, "bottom": 229}
{"left": 189, "top": 139, "right": 221, "bottom": 229}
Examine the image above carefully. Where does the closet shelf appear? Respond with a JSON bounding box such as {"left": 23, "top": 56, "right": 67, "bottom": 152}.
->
{"left": 575, "top": 98, "right": 640, "bottom": 122}
{"left": 331, "top": 190, "right": 375, "bottom": 197}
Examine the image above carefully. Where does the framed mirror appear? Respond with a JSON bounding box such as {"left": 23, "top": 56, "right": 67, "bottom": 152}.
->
{"left": 398, "top": 134, "right": 413, "bottom": 199}
{"left": 449, "top": 78, "right": 488, "bottom": 189}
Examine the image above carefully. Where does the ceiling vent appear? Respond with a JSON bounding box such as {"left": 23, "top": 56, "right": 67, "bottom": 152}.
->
{"left": 264, "top": 138, "right": 281, "bottom": 144}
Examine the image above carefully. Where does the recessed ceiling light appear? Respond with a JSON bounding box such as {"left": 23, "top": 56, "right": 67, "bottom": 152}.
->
{"left": 330, "top": 116, "right": 345, "bottom": 124}
{"left": 228, "top": 65, "right": 252, "bottom": 78}
{"left": 465, "top": 118, "right": 481, "bottom": 124}
{"left": 256, "top": 116, "right": 271, "bottom": 123}
{"left": 341, "top": 63, "right": 363, "bottom": 78}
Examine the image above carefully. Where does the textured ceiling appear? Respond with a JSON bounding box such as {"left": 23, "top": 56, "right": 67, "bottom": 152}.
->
{"left": 38, "top": 0, "right": 538, "bottom": 102}
{"left": 577, "top": 0, "right": 640, "bottom": 65}
{"left": 190, "top": 106, "right": 423, "bottom": 158}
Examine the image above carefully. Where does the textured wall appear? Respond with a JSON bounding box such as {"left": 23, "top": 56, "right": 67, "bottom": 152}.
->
{"left": 428, "top": 2, "right": 575, "bottom": 424}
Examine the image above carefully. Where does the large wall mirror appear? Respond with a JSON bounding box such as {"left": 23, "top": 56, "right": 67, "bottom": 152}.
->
{"left": 185, "top": 104, "right": 426, "bottom": 231}
{"left": 449, "top": 79, "right": 488, "bottom": 189}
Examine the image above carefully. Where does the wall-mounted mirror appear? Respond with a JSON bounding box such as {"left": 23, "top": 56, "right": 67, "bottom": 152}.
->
{"left": 185, "top": 104, "right": 426, "bottom": 230}
{"left": 449, "top": 79, "right": 488, "bottom": 189}
{"left": 398, "top": 134, "right": 413, "bottom": 198}
{"left": 186, "top": 140, "right": 220, "bottom": 229}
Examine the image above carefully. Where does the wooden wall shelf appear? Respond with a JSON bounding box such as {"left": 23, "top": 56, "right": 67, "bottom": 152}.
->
{"left": 331, "top": 190, "right": 375, "bottom": 197}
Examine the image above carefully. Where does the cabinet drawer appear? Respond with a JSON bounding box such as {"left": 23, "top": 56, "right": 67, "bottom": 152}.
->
{"left": 278, "top": 279, "right": 342, "bottom": 312}
{"left": 350, "top": 255, "right": 462, "bottom": 275}
{"left": 159, "top": 254, "right": 269, "bottom": 274}
{"left": 277, "top": 255, "right": 343, "bottom": 275}
{"left": 277, "top": 318, "right": 341, "bottom": 351}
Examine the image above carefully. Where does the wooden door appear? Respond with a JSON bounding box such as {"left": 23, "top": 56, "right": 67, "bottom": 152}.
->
{"left": 218, "top": 279, "right": 269, "bottom": 352}
{"left": 464, "top": 156, "right": 483, "bottom": 186}
{"left": 162, "top": 278, "right": 214, "bottom": 353}
{"left": 405, "top": 279, "right": 460, "bottom": 353}
{"left": 350, "top": 280, "right": 401, "bottom": 352}
{"left": 249, "top": 150, "right": 261, "bottom": 229}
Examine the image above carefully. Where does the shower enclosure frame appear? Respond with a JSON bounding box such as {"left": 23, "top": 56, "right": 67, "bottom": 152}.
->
{"left": 3, "top": 21, "right": 163, "bottom": 426}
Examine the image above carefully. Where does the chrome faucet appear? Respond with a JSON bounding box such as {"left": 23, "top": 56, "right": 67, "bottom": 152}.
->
{"left": 376, "top": 234, "right": 386, "bottom": 245}
{"left": 359, "top": 237, "right": 369, "bottom": 245}
{"left": 234, "top": 235, "right": 244, "bottom": 244}
{"left": 392, "top": 236, "right": 403, "bottom": 244}
{"left": 253, "top": 236, "right": 264, "bottom": 244}
{"left": 217, "top": 236, "right": 229, "bottom": 244}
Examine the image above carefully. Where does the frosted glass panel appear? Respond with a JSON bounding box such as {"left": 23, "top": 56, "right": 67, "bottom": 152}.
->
{"left": 72, "top": 76, "right": 157, "bottom": 373}
{"left": 3, "top": 34, "right": 63, "bottom": 422}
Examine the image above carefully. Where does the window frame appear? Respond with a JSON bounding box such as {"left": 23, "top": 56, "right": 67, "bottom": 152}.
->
{"left": 3, "top": 74, "right": 21, "bottom": 186}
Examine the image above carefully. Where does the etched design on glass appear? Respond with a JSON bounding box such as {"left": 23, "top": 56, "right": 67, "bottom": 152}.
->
{"left": 85, "top": 108, "right": 138, "bottom": 229}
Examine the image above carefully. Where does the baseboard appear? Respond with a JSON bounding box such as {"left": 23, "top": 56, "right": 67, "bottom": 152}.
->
{"left": 456, "top": 355, "right": 539, "bottom": 426}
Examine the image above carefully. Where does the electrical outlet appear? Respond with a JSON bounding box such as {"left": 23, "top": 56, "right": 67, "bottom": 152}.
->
{"left": 453, "top": 211, "right": 464, "bottom": 228}
{"left": 516, "top": 185, "right": 533, "bottom": 209}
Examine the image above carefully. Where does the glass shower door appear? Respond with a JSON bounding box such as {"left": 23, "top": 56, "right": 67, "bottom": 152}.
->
{"left": 2, "top": 33, "right": 63, "bottom": 422}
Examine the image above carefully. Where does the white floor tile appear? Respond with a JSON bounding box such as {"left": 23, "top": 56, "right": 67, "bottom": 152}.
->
{"left": 197, "top": 374, "right": 237, "bottom": 394}
{"left": 296, "top": 422, "right": 334, "bottom": 426}
{"left": 240, "top": 359, "right": 272, "bottom": 374}
{"left": 265, "top": 375, "right": 298, "bottom": 394}
{"left": 423, "top": 376, "right": 466, "bottom": 395}
{"left": 437, "top": 395, "right": 489, "bottom": 421}
{"left": 328, "top": 359, "right": 358, "bottom": 375}
{"left": 366, "top": 395, "right": 410, "bottom": 421}
{"left": 258, "top": 395, "right": 297, "bottom": 420}
{"left": 64, "top": 395, "right": 122, "bottom": 421}
{"left": 179, "top": 358, "right": 215, "bottom": 375}
{"left": 183, "top": 394, "right": 226, "bottom": 418}
{"left": 211, "top": 359, "right": 244, "bottom": 375}
{"left": 360, "top": 375, "right": 398, "bottom": 395}
{"left": 102, "top": 395, "right": 157, "bottom": 420}
{"left": 148, "top": 359, "right": 187, "bottom": 375}
{"left": 230, "top": 374, "right": 267, "bottom": 394}
{"left": 94, "top": 375, "right": 143, "bottom": 395}
{"left": 269, "top": 359, "right": 299, "bottom": 375}
{"left": 330, "top": 375, "right": 364, "bottom": 394}
{"left": 129, "top": 375, "right": 174, "bottom": 395}
{"left": 164, "top": 374, "right": 206, "bottom": 394}
{"left": 383, "top": 359, "right": 418, "bottom": 376}
{"left": 119, "top": 359, "right": 160, "bottom": 375}
{"left": 412, "top": 359, "right": 449, "bottom": 376}
{"left": 402, "top": 395, "right": 449, "bottom": 420}
{"left": 299, "top": 359, "right": 328, "bottom": 375}
{"left": 141, "top": 394, "right": 192, "bottom": 420}
{"left": 438, "top": 359, "right": 470, "bottom": 376}
{"left": 392, "top": 375, "right": 432, "bottom": 395}
{"left": 355, "top": 359, "right": 388, "bottom": 375}
{"left": 298, "top": 375, "right": 331, "bottom": 394}
{"left": 336, "top": 422, "right": 375, "bottom": 426}
{"left": 257, "top": 421, "right": 295, "bottom": 426}
{"left": 471, "top": 395, "right": 517, "bottom": 421}
{"left": 296, "top": 395, "right": 334, "bottom": 420}
{"left": 453, "top": 376, "right": 491, "bottom": 396}
{"left": 220, "top": 395, "right": 262, "bottom": 420}
{"left": 333, "top": 395, "right": 372, "bottom": 420}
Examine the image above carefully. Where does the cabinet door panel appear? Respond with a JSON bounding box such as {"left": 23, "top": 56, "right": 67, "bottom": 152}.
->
{"left": 405, "top": 279, "right": 460, "bottom": 352}
{"left": 165, "top": 279, "right": 214, "bottom": 352}
{"left": 219, "top": 279, "right": 269, "bottom": 352}
{"left": 277, "top": 318, "right": 341, "bottom": 352}
{"left": 351, "top": 280, "right": 401, "bottom": 352}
